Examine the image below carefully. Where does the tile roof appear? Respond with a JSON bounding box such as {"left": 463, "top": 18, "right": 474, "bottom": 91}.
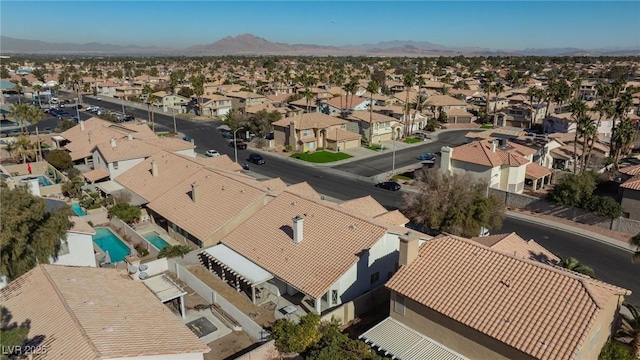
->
{"left": 272, "top": 113, "right": 347, "bottom": 130}
{"left": 284, "top": 181, "right": 322, "bottom": 200}
{"left": 374, "top": 210, "right": 410, "bottom": 226}
{"left": 339, "top": 195, "right": 389, "bottom": 217}
{"left": 82, "top": 167, "right": 110, "bottom": 182}
{"left": 68, "top": 216, "right": 96, "bottom": 235}
{"left": 386, "top": 236, "right": 630, "bottom": 360}
{"left": 620, "top": 174, "right": 640, "bottom": 191}
{"left": 469, "top": 232, "right": 560, "bottom": 264}
{"left": 0, "top": 265, "right": 209, "bottom": 359}
{"left": 325, "top": 95, "right": 367, "bottom": 109}
{"left": 348, "top": 110, "right": 398, "bottom": 124}
{"left": 146, "top": 168, "right": 268, "bottom": 242}
{"left": 425, "top": 95, "right": 468, "bottom": 107}
{"left": 451, "top": 140, "right": 528, "bottom": 168}
{"left": 619, "top": 164, "right": 640, "bottom": 176}
{"left": 220, "top": 191, "right": 388, "bottom": 298}
{"left": 526, "top": 162, "right": 553, "bottom": 179}
{"left": 325, "top": 128, "right": 362, "bottom": 141}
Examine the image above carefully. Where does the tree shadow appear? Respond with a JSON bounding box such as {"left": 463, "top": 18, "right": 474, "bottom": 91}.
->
{"left": 1, "top": 306, "right": 46, "bottom": 356}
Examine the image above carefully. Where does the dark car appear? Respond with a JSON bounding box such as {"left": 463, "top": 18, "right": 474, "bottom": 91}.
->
{"left": 248, "top": 153, "right": 265, "bottom": 165}
{"left": 375, "top": 181, "right": 401, "bottom": 191}
{"left": 123, "top": 114, "right": 134, "bottom": 121}
{"left": 229, "top": 140, "right": 247, "bottom": 150}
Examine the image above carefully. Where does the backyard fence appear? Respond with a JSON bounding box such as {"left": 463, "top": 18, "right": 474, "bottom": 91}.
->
{"left": 172, "top": 262, "right": 268, "bottom": 341}
{"left": 109, "top": 217, "right": 159, "bottom": 258}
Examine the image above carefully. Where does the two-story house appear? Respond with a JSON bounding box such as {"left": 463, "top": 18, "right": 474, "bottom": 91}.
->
{"left": 440, "top": 139, "right": 553, "bottom": 193}
{"left": 225, "top": 91, "right": 266, "bottom": 110}
{"left": 345, "top": 110, "right": 403, "bottom": 144}
{"left": 425, "top": 95, "right": 474, "bottom": 123}
{"left": 360, "top": 233, "right": 630, "bottom": 360}
{"left": 152, "top": 91, "right": 190, "bottom": 113}
{"left": 202, "top": 95, "right": 233, "bottom": 116}
{"left": 318, "top": 95, "right": 371, "bottom": 116}
{"left": 618, "top": 164, "right": 640, "bottom": 220}
{"left": 271, "top": 112, "right": 361, "bottom": 152}
{"left": 495, "top": 103, "right": 547, "bottom": 128}
{"left": 199, "top": 189, "right": 423, "bottom": 316}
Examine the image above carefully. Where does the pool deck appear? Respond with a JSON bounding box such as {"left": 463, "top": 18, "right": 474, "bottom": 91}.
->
{"left": 134, "top": 223, "right": 181, "bottom": 247}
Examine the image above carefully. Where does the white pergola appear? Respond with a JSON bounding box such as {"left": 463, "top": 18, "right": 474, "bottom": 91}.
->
{"left": 200, "top": 244, "right": 273, "bottom": 304}
{"left": 143, "top": 274, "right": 188, "bottom": 318}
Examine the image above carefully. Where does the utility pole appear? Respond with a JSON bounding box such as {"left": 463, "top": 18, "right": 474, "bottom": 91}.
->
{"left": 172, "top": 108, "right": 177, "bottom": 133}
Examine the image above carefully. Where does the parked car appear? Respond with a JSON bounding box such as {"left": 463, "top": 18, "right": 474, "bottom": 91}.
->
{"left": 413, "top": 132, "right": 430, "bottom": 140}
{"left": 58, "top": 103, "right": 65, "bottom": 108}
{"left": 205, "top": 149, "right": 220, "bottom": 157}
{"left": 265, "top": 131, "right": 274, "bottom": 140}
{"left": 375, "top": 181, "right": 401, "bottom": 191}
{"left": 122, "top": 114, "right": 134, "bottom": 121}
{"left": 248, "top": 153, "right": 265, "bottom": 165}
{"left": 229, "top": 140, "right": 247, "bottom": 150}
{"left": 222, "top": 132, "right": 233, "bottom": 140}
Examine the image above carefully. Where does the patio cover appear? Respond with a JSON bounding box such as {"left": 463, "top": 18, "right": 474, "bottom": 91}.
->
{"left": 95, "top": 180, "right": 124, "bottom": 194}
{"left": 359, "top": 317, "right": 467, "bottom": 360}
{"left": 202, "top": 244, "right": 273, "bottom": 286}
{"left": 83, "top": 168, "right": 110, "bottom": 183}
{"left": 51, "top": 135, "right": 66, "bottom": 141}
{"left": 525, "top": 162, "right": 553, "bottom": 180}
{"left": 143, "top": 274, "right": 186, "bottom": 302}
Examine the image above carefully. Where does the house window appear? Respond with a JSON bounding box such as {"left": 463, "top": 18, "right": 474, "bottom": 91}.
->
{"left": 302, "top": 130, "right": 312, "bottom": 137}
{"left": 394, "top": 294, "right": 405, "bottom": 315}
{"left": 113, "top": 161, "right": 119, "bottom": 170}
{"left": 370, "top": 272, "right": 380, "bottom": 284}
{"left": 331, "top": 290, "right": 338, "bottom": 305}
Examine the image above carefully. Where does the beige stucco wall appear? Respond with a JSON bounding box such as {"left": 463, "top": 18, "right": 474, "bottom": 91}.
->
{"left": 389, "top": 292, "right": 535, "bottom": 360}
{"left": 573, "top": 295, "right": 626, "bottom": 360}
{"left": 621, "top": 188, "right": 640, "bottom": 221}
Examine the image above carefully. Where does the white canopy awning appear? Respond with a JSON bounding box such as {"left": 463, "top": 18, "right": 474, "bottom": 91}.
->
{"left": 202, "top": 244, "right": 273, "bottom": 286}
{"left": 51, "top": 135, "right": 66, "bottom": 141}
{"left": 359, "top": 317, "right": 467, "bottom": 360}
{"left": 143, "top": 274, "right": 186, "bottom": 302}
{"left": 95, "top": 180, "right": 125, "bottom": 194}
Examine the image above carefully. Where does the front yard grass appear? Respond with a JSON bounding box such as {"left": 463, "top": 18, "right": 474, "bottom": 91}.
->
{"left": 290, "top": 151, "right": 353, "bottom": 163}
{"left": 365, "top": 145, "right": 384, "bottom": 151}
{"left": 404, "top": 137, "right": 421, "bottom": 144}
{"left": 392, "top": 174, "right": 412, "bottom": 181}
{"left": 480, "top": 124, "right": 493, "bottom": 129}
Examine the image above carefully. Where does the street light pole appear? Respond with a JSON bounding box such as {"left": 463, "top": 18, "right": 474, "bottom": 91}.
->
{"left": 121, "top": 96, "right": 125, "bottom": 114}
{"left": 172, "top": 108, "right": 177, "bottom": 133}
{"left": 233, "top": 127, "right": 244, "bottom": 163}
{"left": 391, "top": 127, "right": 397, "bottom": 176}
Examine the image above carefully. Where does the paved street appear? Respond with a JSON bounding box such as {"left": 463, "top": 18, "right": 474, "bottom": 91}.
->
{"left": 28, "top": 95, "right": 640, "bottom": 304}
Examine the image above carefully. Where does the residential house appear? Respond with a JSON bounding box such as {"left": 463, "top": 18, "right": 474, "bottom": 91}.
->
{"left": 494, "top": 103, "right": 547, "bottom": 128}
{"left": 0, "top": 265, "right": 210, "bottom": 359}
{"left": 618, "top": 164, "right": 640, "bottom": 220}
{"left": 373, "top": 105, "right": 431, "bottom": 134}
{"left": 425, "top": 95, "right": 474, "bottom": 123}
{"left": 53, "top": 117, "right": 158, "bottom": 165}
{"left": 469, "top": 232, "right": 560, "bottom": 265}
{"left": 346, "top": 110, "right": 403, "bottom": 144}
{"left": 152, "top": 91, "right": 190, "bottom": 113}
{"left": 201, "top": 95, "right": 233, "bottom": 117}
{"left": 271, "top": 112, "right": 361, "bottom": 152}
{"left": 361, "top": 234, "right": 630, "bottom": 360}
{"left": 115, "top": 85, "right": 143, "bottom": 100}
{"left": 225, "top": 91, "right": 266, "bottom": 110}
{"left": 318, "top": 95, "right": 371, "bottom": 116}
{"left": 96, "top": 82, "right": 118, "bottom": 97}
{"left": 87, "top": 135, "right": 196, "bottom": 183}
{"left": 55, "top": 215, "right": 98, "bottom": 268}
{"left": 545, "top": 111, "right": 614, "bottom": 142}
{"left": 199, "top": 190, "right": 419, "bottom": 315}
{"left": 440, "top": 139, "right": 553, "bottom": 193}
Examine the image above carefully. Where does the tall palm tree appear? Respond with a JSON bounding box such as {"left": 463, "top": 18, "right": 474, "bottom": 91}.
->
{"left": 585, "top": 99, "right": 613, "bottom": 170}
{"left": 303, "top": 88, "right": 314, "bottom": 114}
{"left": 143, "top": 84, "right": 155, "bottom": 131}
{"left": 344, "top": 79, "right": 358, "bottom": 111}
{"left": 569, "top": 99, "right": 588, "bottom": 173}
{"left": 611, "top": 118, "right": 636, "bottom": 169}
{"left": 576, "top": 115, "right": 597, "bottom": 173}
{"left": 13, "top": 135, "right": 36, "bottom": 163}
{"left": 403, "top": 72, "right": 415, "bottom": 137}
{"left": 32, "top": 84, "right": 43, "bottom": 108}
{"left": 560, "top": 257, "right": 595, "bottom": 277}
{"left": 366, "top": 80, "right": 378, "bottom": 145}
{"left": 611, "top": 93, "right": 633, "bottom": 155}
{"left": 12, "top": 81, "right": 23, "bottom": 104}
{"left": 8, "top": 103, "right": 44, "bottom": 134}
{"left": 492, "top": 82, "right": 504, "bottom": 116}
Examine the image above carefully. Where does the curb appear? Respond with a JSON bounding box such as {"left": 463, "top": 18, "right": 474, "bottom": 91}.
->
{"left": 506, "top": 211, "right": 635, "bottom": 253}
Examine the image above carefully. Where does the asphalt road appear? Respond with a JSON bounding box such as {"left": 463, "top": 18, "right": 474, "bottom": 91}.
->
{"left": 333, "top": 130, "right": 475, "bottom": 177}
{"left": 74, "top": 96, "right": 640, "bottom": 304}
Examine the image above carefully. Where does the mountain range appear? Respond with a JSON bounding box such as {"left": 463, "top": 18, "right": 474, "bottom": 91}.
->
{"left": 1, "top": 34, "right": 638, "bottom": 57}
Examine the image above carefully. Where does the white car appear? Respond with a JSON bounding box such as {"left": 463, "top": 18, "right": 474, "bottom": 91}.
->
{"left": 205, "top": 150, "right": 220, "bottom": 157}
{"left": 479, "top": 227, "right": 490, "bottom": 237}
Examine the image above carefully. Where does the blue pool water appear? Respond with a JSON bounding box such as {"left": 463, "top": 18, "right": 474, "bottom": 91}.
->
{"left": 93, "top": 228, "right": 131, "bottom": 263}
{"left": 71, "top": 203, "right": 86, "bottom": 216}
{"left": 143, "top": 231, "right": 170, "bottom": 250}
{"left": 38, "top": 176, "right": 53, "bottom": 186}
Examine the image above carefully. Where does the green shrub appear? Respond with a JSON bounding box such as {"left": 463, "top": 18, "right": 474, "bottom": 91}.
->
{"left": 598, "top": 341, "right": 635, "bottom": 360}
{"left": 135, "top": 244, "right": 149, "bottom": 257}
{"left": 157, "top": 245, "right": 192, "bottom": 259}
{"left": 107, "top": 202, "right": 141, "bottom": 224}
{"left": 46, "top": 149, "right": 73, "bottom": 171}
{"left": 284, "top": 145, "right": 293, "bottom": 152}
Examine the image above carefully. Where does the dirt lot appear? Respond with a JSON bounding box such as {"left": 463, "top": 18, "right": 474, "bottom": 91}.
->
{"left": 205, "top": 331, "right": 255, "bottom": 360}
{"left": 189, "top": 265, "right": 277, "bottom": 327}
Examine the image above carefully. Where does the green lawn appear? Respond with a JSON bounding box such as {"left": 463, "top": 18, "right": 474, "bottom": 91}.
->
{"left": 290, "top": 151, "right": 353, "bottom": 163}
{"left": 404, "top": 137, "right": 421, "bottom": 144}
{"left": 366, "top": 145, "right": 384, "bottom": 151}
{"left": 480, "top": 125, "right": 493, "bottom": 129}
{"left": 392, "top": 174, "right": 412, "bottom": 181}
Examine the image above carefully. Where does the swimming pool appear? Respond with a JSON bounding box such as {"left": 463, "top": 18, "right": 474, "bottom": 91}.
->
{"left": 93, "top": 228, "right": 131, "bottom": 263}
{"left": 143, "top": 231, "right": 170, "bottom": 250}
{"left": 23, "top": 175, "right": 53, "bottom": 186}
{"left": 71, "top": 203, "right": 86, "bottom": 216}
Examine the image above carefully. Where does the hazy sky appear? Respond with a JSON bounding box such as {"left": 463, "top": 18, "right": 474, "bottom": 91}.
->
{"left": 2, "top": 1, "right": 639, "bottom": 50}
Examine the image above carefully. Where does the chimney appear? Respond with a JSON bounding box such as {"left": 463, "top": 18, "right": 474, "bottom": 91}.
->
{"left": 399, "top": 232, "right": 419, "bottom": 267}
{"left": 292, "top": 215, "right": 304, "bottom": 243}
{"left": 491, "top": 141, "right": 497, "bottom": 152}
{"left": 191, "top": 182, "right": 199, "bottom": 202}
{"left": 110, "top": 138, "right": 116, "bottom": 148}
{"left": 80, "top": 120, "right": 85, "bottom": 131}
{"left": 151, "top": 160, "right": 158, "bottom": 177}
{"left": 88, "top": 131, "right": 93, "bottom": 144}
{"left": 127, "top": 133, "right": 133, "bottom": 140}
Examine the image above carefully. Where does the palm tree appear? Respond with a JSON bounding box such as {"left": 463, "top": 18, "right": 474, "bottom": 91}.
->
{"left": 576, "top": 115, "right": 597, "bottom": 172}
{"left": 492, "top": 82, "right": 504, "bottom": 116}
{"left": 344, "top": 79, "right": 358, "bottom": 112}
{"left": 8, "top": 103, "right": 44, "bottom": 134}
{"left": 631, "top": 232, "right": 640, "bottom": 263}
{"left": 480, "top": 81, "right": 492, "bottom": 118}
{"left": 143, "top": 84, "right": 155, "bottom": 131}
{"left": 303, "top": 88, "right": 314, "bottom": 114}
{"left": 12, "top": 81, "right": 23, "bottom": 104}
{"left": 569, "top": 99, "right": 588, "bottom": 173}
{"left": 611, "top": 93, "right": 633, "bottom": 156}
{"left": 611, "top": 118, "right": 636, "bottom": 169}
{"left": 32, "top": 84, "right": 43, "bottom": 108}
{"left": 560, "top": 257, "right": 595, "bottom": 277}
{"left": 13, "top": 136, "right": 36, "bottom": 163}
{"left": 616, "top": 302, "right": 640, "bottom": 359}
{"left": 366, "top": 80, "right": 378, "bottom": 145}
{"left": 403, "top": 72, "right": 415, "bottom": 137}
